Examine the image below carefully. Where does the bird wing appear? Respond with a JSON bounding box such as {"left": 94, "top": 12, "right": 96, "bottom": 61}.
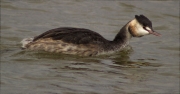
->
{"left": 33, "top": 27, "right": 109, "bottom": 44}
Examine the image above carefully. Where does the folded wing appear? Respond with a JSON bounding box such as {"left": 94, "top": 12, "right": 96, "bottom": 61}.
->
{"left": 33, "top": 27, "right": 109, "bottom": 45}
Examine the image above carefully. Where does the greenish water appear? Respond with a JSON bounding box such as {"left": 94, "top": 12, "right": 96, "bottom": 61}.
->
{"left": 1, "top": 0, "right": 179, "bottom": 94}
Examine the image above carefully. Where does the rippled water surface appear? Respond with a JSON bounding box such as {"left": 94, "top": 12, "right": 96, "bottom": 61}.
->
{"left": 1, "top": 0, "right": 179, "bottom": 94}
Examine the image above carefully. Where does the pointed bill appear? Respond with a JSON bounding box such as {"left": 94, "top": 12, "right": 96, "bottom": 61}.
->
{"left": 145, "top": 27, "right": 161, "bottom": 36}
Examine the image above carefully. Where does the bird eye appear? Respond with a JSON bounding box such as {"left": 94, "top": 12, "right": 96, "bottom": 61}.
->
{"left": 143, "top": 26, "right": 146, "bottom": 30}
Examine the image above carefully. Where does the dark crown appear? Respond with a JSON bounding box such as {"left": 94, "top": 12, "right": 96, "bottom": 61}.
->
{"left": 135, "top": 15, "right": 152, "bottom": 28}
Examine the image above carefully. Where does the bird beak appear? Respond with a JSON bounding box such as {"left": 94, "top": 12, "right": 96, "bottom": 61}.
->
{"left": 148, "top": 30, "right": 161, "bottom": 36}
{"left": 145, "top": 27, "right": 161, "bottom": 36}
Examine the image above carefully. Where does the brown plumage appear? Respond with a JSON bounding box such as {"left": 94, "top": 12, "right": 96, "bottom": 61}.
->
{"left": 21, "top": 15, "right": 160, "bottom": 56}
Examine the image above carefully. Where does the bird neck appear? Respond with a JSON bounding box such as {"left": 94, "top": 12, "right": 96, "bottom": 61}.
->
{"left": 101, "top": 20, "right": 133, "bottom": 52}
{"left": 99, "top": 20, "right": 134, "bottom": 52}
{"left": 113, "top": 21, "right": 132, "bottom": 45}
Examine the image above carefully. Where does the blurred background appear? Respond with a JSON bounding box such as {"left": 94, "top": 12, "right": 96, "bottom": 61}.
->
{"left": 1, "top": 0, "right": 179, "bottom": 94}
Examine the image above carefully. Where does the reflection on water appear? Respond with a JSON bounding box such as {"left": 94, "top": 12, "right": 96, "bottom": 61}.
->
{"left": 13, "top": 46, "right": 162, "bottom": 69}
{"left": 1, "top": 0, "right": 179, "bottom": 94}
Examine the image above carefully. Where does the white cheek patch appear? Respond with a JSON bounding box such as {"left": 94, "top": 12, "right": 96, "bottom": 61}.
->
{"left": 145, "top": 27, "right": 151, "bottom": 31}
{"left": 136, "top": 24, "right": 149, "bottom": 35}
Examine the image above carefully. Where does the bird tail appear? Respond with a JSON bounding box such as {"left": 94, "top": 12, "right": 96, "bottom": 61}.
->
{"left": 20, "top": 38, "right": 34, "bottom": 49}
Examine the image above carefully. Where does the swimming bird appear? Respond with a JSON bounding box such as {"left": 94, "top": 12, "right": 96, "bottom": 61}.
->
{"left": 21, "top": 15, "right": 160, "bottom": 56}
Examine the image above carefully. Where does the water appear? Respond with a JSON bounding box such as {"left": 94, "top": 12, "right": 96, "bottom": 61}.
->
{"left": 1, "top": 0, "right": 179, "bottom": 94}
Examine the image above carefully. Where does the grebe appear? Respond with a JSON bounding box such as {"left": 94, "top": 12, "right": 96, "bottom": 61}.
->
{"left": 21, "top": 15, "right": 160, "bottom": 56}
